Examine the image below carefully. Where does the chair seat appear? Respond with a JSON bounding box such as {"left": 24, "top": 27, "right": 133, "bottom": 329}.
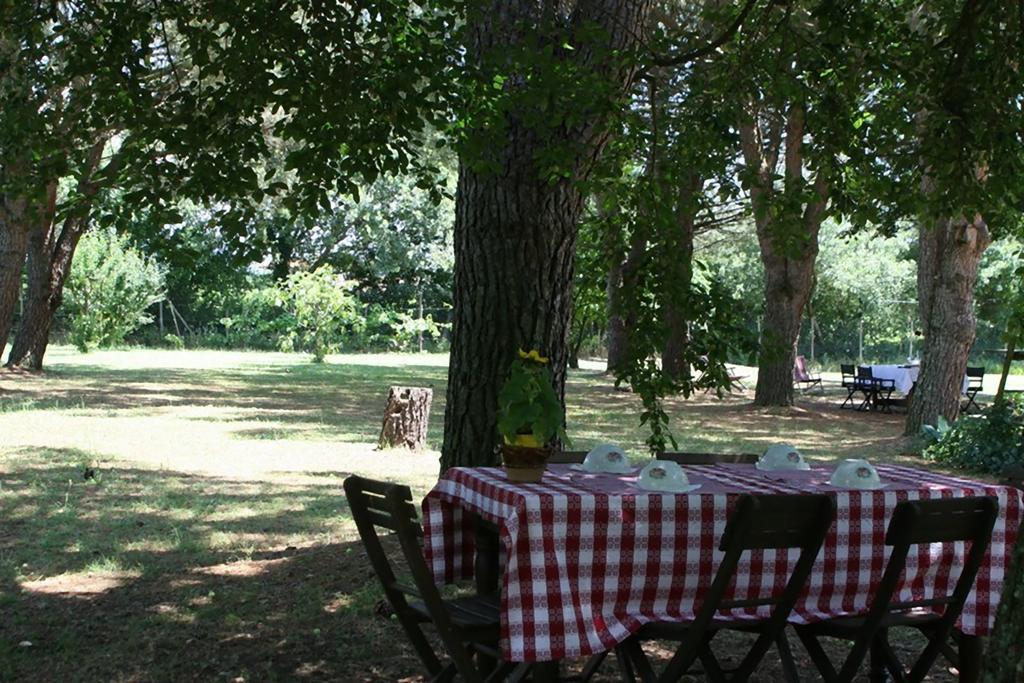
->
{"left": 410, "top": 593, "right": 503, "bottom": 630}
{"left": 800, "top": 607, "right": 943, "bottom": 638}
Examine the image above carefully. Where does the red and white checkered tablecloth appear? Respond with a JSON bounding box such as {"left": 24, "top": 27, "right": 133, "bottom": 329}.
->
{"left": 422, "top": 463, "right": 1023, "bottom": 663}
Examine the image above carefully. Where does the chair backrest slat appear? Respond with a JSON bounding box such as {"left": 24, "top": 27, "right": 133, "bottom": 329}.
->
{"left": 719, "top": 494, "right": 835, "bottom": 551}
{"left": 658, "top": 451, "right": 759, "bottom": 465}
{"left": 857, "top": 366, "right": 874, "bottom": 380}
{"left": 966, "top": 366, "right": 985, "bottom": 379}
{"left": 865, "top": 496, "right": 998, "bottom": 630}
{"left": 884, "top": 496, "right": 998, "bottom": 546}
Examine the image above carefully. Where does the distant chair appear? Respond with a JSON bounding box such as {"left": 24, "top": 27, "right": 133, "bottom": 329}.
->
{"left": 840, "top": 364, "right": 859, "bottom": 409}
{"left": 856, "top": 366, "right": 895, "bottom": 412}
{"left": 793, "top": 355, "right": 823, "bottom": 393}
{"left": 658, "top": 451, "right": 759, "bottom": 465}
{"left": 961, "top": 366, "right": 985, "bottom": 414}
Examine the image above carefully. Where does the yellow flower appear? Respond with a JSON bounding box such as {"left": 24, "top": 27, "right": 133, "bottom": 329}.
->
{"left": 517, "top": 348, "right": 549, "bottom": 364}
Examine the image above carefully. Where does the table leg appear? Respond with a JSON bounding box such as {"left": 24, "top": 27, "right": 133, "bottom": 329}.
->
{"left": 958, "top": 632, "right": 984, "bottom": 683}
{"left": 474, "top": 515, "right": 500, "bottom": 595}
{"left": 532, "top": 660, "right": 561, "bottom": 682}
{"left": 473, "top": 515, "right": 501, "bottom": 676}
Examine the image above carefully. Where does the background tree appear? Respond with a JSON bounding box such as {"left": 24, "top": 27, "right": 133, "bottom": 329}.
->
{"left": 63, "top": 227, "right": 165, "bottom": 352}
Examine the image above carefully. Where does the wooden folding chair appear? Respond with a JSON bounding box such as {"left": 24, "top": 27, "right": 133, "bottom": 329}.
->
{"left": 656, "top": 451, "right": 759, "bottom": 465}
{"left": 793, "top": 355, "right": 823, "bottom": 393}
{"left": 793, "top": 496, "right": 999, "bottom": 683}
{"left": 961, "top": 366, "right": 984, "bottom": 414}
{"left": 840, "top": 364, "right": 859, "bottom": 409}
{"left": 619, "top": 494, "right": 836, "bottom": 683}
{"left": 343, "top": 475, "right": 532, "bottom": 683}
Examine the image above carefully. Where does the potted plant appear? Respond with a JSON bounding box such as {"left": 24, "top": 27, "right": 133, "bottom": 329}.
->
{"left": 496, "top": 349, "right": 569, "bottom": 482}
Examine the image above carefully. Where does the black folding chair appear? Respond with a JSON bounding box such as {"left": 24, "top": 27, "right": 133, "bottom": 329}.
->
{"left": 343, "top": 475, "right": 532, "bottom": 683}
{"left": 657, "top": 452, "right": 759, "bottom": 465}
{"left": 793, "top": 496, "right": 999, "bottom": 683}
{"left": 961, "top": 366, "right": 984, "bottom": 414}
{"left": 856, "top": 366, "right": 896, "bottom": 412}
{"left": 618, "top": 494, "right": 836, "bottom": 683}
{"left": 840, "top": 364, "right": 859, "bottom": 409}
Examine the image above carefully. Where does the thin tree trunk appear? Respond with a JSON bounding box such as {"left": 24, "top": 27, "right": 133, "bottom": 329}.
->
{"left": 440, "top": 0, "right": 651, "bottom": 471}
{"left": 606, "top": 230, "right": 645, "bottom": 374}
{"left": 662, "top": 172, "right": 700, "bottom": 381}
{"left": 904, "top": 215, "right": 990, "bottom": 435}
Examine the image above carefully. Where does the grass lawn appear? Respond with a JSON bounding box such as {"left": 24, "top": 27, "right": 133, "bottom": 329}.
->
{"left": 1, "top": 347, "right": 1004, "bottom": 681}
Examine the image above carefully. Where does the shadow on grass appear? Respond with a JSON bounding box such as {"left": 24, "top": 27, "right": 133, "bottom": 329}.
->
{"left": 0, "top": 448, "right": 431, "bottom": 681}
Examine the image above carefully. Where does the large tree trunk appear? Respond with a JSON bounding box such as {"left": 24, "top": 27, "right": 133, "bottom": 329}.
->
{"left": 753, "top": 249, "right": 815, "bottom": 406}
{"left": 904, "top": 215, "right": 990, "bottom": 435}
{"left": 7, "top": 213, "right": 88, "bottom": 369}
{"left": 7, "top": 139, "right": 111, "bottom": 369}
{"left": 440, "top": 0, "right": 651, "bottom": 471}
{"left": 0, "top": 196, "right": 29, "bottom": 352}
{"left": 739, "top": 103, "right": 829, "bottom": 407}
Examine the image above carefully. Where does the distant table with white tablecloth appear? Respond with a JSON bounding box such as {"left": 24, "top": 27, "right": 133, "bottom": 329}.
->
{"left": 866, "top": 364, "right": 968, "bottom": 395}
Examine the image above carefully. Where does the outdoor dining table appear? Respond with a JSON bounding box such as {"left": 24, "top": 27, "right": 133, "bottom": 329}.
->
{"left": 866, "top": 364, "right": 970, "bottom": 396}
{"left": 423, "top": 463, "right": 1023, "bottom": 682}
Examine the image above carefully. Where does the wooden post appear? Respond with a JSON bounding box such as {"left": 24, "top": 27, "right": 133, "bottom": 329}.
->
{"left": 997, "top": 333, "right": 1019, "bottom": 402}
{"left": 378, "top": 386, "right": 433, "bottom": 451}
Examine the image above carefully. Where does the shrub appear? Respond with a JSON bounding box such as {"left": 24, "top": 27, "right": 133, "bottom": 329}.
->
{"left": 277, "top": 267, "right": 361, "bottom": 362}
{"left": 923, "top": 397, "right": 1024, "bottom": 475}
{"left": 64, "top": 228, "right": 165, "bottom": 352}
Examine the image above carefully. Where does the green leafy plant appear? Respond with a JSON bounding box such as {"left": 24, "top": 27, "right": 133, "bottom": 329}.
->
{"left": 923, "top": 397, "right": 1024, "bottom": 474}
{"left": 495, "top": 350, "right": 569, "bottom": 446}
{"left": 920, "top": 415, "right": 953, "bottom": 444}
{"left": 277, "top": 267, "right": 362, "bottom": 362}
{"left": 64, "top": 228, "right": 165, "bottom": 352}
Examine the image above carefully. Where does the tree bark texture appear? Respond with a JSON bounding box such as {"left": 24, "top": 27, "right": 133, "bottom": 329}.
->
{"left": 440, "top": 0, "right": 651, "bottom": 470}
{"left": 0, "top": 195, "right": 29, "bottom": 352}
{"left": 605, "top": 229, "right": 645, "bottom": 374}
{"left": 7, "top": 212, "right": 88, "bottom": 369}
{"left": 904, "top": 215, "right": 990, "bottom": 435}
{"left": 739, "top": 102, "right": 829, "bottom": 407}
{"left": 378, "top": 386, "right": 433, "bottom": 451}
{"left": 661, "top": 172, "right": 700, "bottom": 381}
{"left": 7, "top": 139, "right": 111, "bottom": 369}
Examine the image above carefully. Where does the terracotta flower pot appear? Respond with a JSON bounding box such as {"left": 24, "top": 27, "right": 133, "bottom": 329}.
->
{"left": 500, "top": 434, "right": 551, "bottom": 483}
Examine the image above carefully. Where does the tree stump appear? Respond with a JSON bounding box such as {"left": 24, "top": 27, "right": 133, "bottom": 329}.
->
{"left": 378, "top": 386, "right": 432, "bottom": 451}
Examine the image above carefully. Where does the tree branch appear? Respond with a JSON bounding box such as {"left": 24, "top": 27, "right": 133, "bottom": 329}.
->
{"left": 650, "top": 0, "right": 762, "bottom": 67}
